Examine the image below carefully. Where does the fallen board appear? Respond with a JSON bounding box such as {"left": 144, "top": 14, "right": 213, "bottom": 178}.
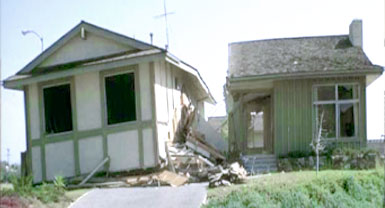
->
{"left": 186, "top": 138, "right": 226, "bottom": 161}
{"left": 157, "top": 170, "right": 188, "bottom": 187}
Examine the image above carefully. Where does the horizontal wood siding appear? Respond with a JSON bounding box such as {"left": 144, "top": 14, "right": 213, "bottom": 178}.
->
{"left": 273, "top": 77, "right": 366, "bottom": 156}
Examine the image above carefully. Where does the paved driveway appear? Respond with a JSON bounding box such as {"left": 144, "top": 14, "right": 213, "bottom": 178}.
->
{"left": 70, "top": 183, "right": 208, "bottom": 208}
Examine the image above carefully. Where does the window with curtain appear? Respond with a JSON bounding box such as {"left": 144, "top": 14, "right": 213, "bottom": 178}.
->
{"left": 105, "top": 72, "right": 136, "bottom": 125}
{"left": 43, "top": 84, "right": 73, "bottom": 134}
{"left": 314, "top": 84, "right": 359, "bottom": 139}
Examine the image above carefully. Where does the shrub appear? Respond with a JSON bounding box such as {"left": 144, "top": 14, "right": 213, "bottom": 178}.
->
{"left": 204, "top": 170, "right": 384, "bottom": 207}
{"left": 6, "top": 175, "right": 67, "bottom": 204}
{"left": 287, "top": 150, "right": 310, "bottom": 158}
{"left": 9, "top": 175, "right": 33, "bottom": 197}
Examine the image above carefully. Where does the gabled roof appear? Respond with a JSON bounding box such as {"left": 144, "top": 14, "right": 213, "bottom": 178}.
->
{"left": 4, "top": 21, "right": 215, "bottom": 103}
{"left": 17, "top": 21, "right": 160, "bottom": 75}
{"left": 228, "top": 35, "right": 383, "bottom": 78}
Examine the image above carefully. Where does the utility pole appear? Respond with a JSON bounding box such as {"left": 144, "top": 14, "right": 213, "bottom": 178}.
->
{"left": 5, "top": 148, "right": 10, "bottom": 182}
{"left": 7, "top": 148, "right": 10, "bottom": 165}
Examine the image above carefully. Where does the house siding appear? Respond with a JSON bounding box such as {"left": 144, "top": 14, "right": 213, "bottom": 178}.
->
{"left": 75, "top": 71, "right": 102, "bottom": 131}
{"left": 28, "top": 84, "right": 40, "bottom": 140}
{"left": 39, "top": 32, "right": 134, "bottom": 68}
{"left": 273, "top": 76, "right": 366, "bottom": 156}
{"left": 26, "top": 63, "right": 157, "bottom": 183}
{"left": 273, "top": 79, "right": 313, "bottom": 156}
{"left": 153, "top": 60, "right": 205, "bottom": 159}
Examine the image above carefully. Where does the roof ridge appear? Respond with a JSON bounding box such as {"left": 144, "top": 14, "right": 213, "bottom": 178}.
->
{"left": 229, "top": 34, "right": 349, "bottom": 46}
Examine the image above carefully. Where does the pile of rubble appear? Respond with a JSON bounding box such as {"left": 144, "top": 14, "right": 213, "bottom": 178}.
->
{"left": 125, "top": 170, "right": 188, "bottom": 187}
{"left": 208, "top": 162, "right": 247, "bottom": 188}
{"left": 71, "top": 103, "right": 246, "bottom": 189}
{"left": 124, "top": 104, "right": 247, "bottom": 188}
{"left": 167, "top": 143, "right": 246, "bottom": 186}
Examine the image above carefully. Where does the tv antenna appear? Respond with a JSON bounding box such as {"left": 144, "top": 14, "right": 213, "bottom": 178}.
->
{"left": 154, "top": 0, "right": 174, "bottom": 50}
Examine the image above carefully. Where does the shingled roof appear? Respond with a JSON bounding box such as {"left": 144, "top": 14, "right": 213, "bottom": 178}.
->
{"left": 228, "top": 35, "right": 382, "bottom": 78}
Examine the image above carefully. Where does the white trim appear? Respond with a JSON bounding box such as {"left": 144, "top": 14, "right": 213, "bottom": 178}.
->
{"left": 314, "top": 99, "right": 359, "bottom": 105}
{"left": 41, "top": 81, "right": 71, "bottom": 90}
{"left": 4, "top": 53, "right": 164, "bottom": 89}
{"left": 313, "top": 83, "right": 360, "bottom": 140}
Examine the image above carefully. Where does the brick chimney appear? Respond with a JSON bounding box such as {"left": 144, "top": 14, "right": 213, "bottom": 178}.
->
{"left": 349, "top": 19, "right": 363, "bottom": 48}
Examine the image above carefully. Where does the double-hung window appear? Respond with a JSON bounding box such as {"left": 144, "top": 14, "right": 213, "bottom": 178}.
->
{"left": 313, "top": 84, "right": 359, "bottom": 139}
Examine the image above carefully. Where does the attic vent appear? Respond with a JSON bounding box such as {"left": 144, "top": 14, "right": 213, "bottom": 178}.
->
{"left": 335, "top": 38, "right": 352, "bottom": 49}
{"left": 81, "top": 27, "right": 86, "bottom": 40}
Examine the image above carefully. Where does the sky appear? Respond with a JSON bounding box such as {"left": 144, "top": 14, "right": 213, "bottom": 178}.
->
{"left": 1, "top": 0, "right": 384, "bottom": 164}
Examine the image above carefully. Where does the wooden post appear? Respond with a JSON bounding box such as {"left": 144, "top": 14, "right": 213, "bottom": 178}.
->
{"left": 165, "top": 142, "right": 176, "bottom": 173}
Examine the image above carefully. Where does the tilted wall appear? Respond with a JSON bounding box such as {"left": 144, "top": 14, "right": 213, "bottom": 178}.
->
{"left": 152, "top": 60, "right": 204, "bottom": 159}
{"left": 26, "top": 63, "right": 157, "bottom": 183}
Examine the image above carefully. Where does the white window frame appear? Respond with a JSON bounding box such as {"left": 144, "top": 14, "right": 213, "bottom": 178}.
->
{"left": 313, "top": 83, "right": 360, "bottom": 140}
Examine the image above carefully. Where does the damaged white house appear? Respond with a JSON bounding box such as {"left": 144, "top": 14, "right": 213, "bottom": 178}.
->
{"left": 3, "top": 21, "right": 215, "bottom": 183}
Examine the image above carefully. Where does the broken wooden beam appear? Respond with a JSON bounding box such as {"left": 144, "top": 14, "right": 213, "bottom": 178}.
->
{"left": 186, "top": 138, "right": 225, "bottom": 161}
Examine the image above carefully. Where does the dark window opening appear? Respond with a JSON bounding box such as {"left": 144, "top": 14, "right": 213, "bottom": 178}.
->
{"left": 339, "top": 103, "right": 355, "bottom": 137}
{"left": 338, "top": 85, "right": 358, "bottom": 100}
{"left": 105, "top": 73, "right": 136, "bottom": 125}
{"left": 43, "top": 84, "right": 73, "bottom": 134}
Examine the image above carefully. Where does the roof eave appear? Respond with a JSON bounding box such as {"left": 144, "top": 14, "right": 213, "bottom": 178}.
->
{"left": 165, "top": 53, "right": 216, "bottom": 104}
{"left": 228, "top": 68, "right": 383, "bottom": 83}
{"left": 3, "top": 51, "right": 165, "bottom": 90}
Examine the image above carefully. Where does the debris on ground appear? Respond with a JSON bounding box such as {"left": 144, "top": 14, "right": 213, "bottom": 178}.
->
{"left": 157, "top": 170, "right": 189, "bottom": 187}
{"left": 164, "top": 103, "right": 246, "bottom": 187}
{"left": 73, "top": 103, "right": 246, "bottom": 188}
{"left": 125, "top": 170, "right": 188, "bottom": 187}
{"left": 208, "top": 162, "right": 247, "bottom": 188}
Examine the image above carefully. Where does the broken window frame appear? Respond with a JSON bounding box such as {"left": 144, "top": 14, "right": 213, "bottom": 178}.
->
{"left": 313, "top": 83, "right": 360, "bottom": 140}
{"left": 42, "top": 82, "right": 74, "bottom": 135}
{"left": 103, "top": 70, "right": 137, "bottom": 126}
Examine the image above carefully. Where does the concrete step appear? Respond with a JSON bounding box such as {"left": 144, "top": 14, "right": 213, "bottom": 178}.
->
{"left": 242, "top": 154, "right": 276, "bottom": 159}
{"left": 242, "top": 156, "right": 276, "bottom": 162}
{"left": 243, "top": 159, "right": 277, "bottom": 164}
{"left": 241, "top": 154, "right": 278, "bottom": 174}
{"left": 245, "top": 164, "right": 277, "bottom": 169}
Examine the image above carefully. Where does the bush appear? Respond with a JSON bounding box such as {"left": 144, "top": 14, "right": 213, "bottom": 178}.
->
{"left": 6, "top": 175, "right": 67, "bottom": 204}
{"left": 9, "top": 175, "right": 33, "bottom": 197}
{"left": 204, "top": 170, "right": 384, "bottom": 208}
{"left": 287, "top": 150, "right": 311, "bottom": 158}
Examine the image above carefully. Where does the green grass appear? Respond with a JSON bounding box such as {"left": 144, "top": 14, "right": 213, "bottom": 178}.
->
{"left": 204, "top": 169, "right": 384, "bottom": 208}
